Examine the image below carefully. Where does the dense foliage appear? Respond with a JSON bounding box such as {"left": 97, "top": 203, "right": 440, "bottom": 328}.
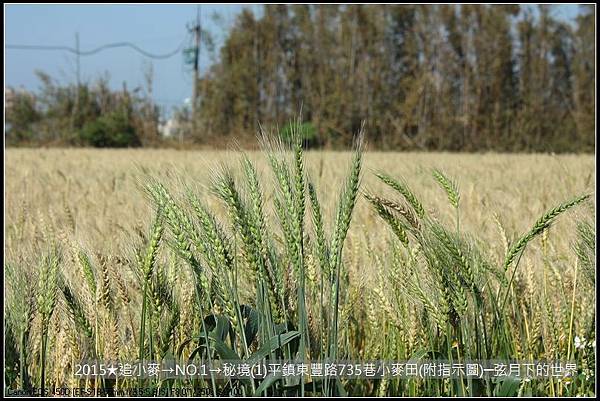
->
{"left": 6, "top": 71, "right": 159, "bottom": 148}
{"left": 195, "top": 4, "right": 594, "bottom": 152}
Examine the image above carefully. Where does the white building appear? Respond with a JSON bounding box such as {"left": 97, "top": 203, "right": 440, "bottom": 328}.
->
{"left": 158, "top": 117, "right": 180, "bottom": 138}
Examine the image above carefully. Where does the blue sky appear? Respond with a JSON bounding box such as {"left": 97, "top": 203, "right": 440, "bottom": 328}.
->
{"left": 5, "top": 4, "right": 256, "bottom": 115}
{"left": 5, "top": 4, "right": 583, "bottom": 117}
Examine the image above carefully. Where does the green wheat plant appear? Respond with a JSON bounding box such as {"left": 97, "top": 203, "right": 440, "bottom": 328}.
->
{"left": 123, "top": 122, "right": 366, "bottom": 396}
{"left": 35, "top": 248, "right": 61, "bottom": 389}
{"left": 364, "top": 170, "right": 592, "bottom": 397}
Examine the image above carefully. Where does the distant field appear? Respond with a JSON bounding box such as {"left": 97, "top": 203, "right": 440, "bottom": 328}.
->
{"left": 4, "top": 148, "right": 596, "bottom": 396}
{"left": 5, "top": 148, "right": 594, "bottom": 257}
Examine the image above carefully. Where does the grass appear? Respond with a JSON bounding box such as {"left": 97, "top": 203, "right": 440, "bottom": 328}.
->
{"left": 4, "top": 133, "right": 596, "bottom": 397}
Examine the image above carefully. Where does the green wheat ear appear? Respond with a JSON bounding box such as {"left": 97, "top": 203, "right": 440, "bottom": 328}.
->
{"left": 504, "top": 194, "right": 590, "bottom": 271}
{"left": 59, "top": 275, "right": 94, "bottom": 339}
{"left": 573, "top": 217, "right": 595, "bottom": 284}
{"left": 36, "top": 248, "right": 61, "bottom": 331}
{"left": 375, "top": 172, "right": 425, "bottom": 218}
{"left": 432, "top": 169, "right": 460, "bottom": 209}
{"left": 308, "top": 181, "right": 330, "bottom": 282}
{"left": 77, "top": 249, "right": 97, "bottom": 296}
{"left": 36, "top": 247, "right": 61, "bottom": 388}
{"left": 330, "top": 129, "right": 365, "bottom": 271}
{"left": 364, "top": 193, "right": 409, "bottom": 246}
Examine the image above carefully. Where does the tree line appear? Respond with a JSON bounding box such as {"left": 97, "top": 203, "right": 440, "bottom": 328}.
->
{"left": 194, "top": 4, "right": 595, "bottom": 152}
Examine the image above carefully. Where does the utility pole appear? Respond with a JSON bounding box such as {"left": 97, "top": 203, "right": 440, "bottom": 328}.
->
{"left": 75, "top": 32, "right": 81, "bottom": 88}
{"left": 71, "top": 32, "right": 81, "bottom": 132}
{"left": 189, "top": 5, "right": 201, "bottom": 123}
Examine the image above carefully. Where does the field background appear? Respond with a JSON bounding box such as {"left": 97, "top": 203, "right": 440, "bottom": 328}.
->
{"left": 6, "top": 148, "right": 595, "bottom": 261}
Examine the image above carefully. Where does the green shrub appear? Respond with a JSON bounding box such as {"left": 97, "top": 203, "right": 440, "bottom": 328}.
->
{"left": 279, "top": 121, "right": 318, "bottom": 147}
{"left": 5, "top": 92, "right": 40, "bottom": 144}
{"left": 80, "top": 111, "right": 141, "bottom": 148}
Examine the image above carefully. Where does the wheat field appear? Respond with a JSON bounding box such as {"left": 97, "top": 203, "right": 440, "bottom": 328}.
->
{"left": 4, "top": 145, "right": 596, "bottom": 397}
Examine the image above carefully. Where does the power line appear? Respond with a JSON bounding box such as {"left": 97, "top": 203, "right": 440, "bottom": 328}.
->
{"left": 85, "top": 33, "right": 186, "bottom": 47}
{"left": 6, "top": 37, "right": 187, "bottom": 59}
